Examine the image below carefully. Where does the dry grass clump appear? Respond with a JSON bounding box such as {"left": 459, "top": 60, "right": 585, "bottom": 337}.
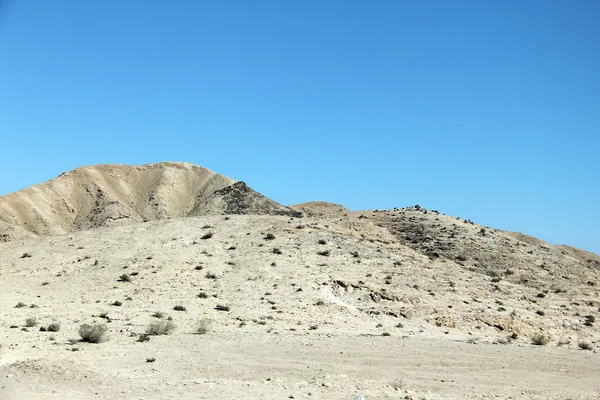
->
{"left": 47, "top": 322, "right": 61, "bottom": 332}
{"left": 205, "top": 272, "right": 218, "bottom": 279}
{"left": 25, "top": 317, "right": 37, "bottom": 327}
{"left": 201, "top": 232, "right": 214, "bottom": 239}
{"left": 578, "top": 341, "right": 593, "bottom": 350}
{"left": 146, "top": 320, "right": 176, "bottom": 336}
{"left": 196, "top": 318, "right": 212, "bottom": 334}
{"left": 531, "top": 334, "right": 549, "bottom": 346}
{"left": 79, "top": 323, "right": 109, "bottom": 343}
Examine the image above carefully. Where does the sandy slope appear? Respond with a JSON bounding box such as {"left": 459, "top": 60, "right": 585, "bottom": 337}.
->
{"left": 0, "top": 162, "right": 236, "bottom": 241}
{"left": 1, "top": 211, "right": 599, "bottom": 399}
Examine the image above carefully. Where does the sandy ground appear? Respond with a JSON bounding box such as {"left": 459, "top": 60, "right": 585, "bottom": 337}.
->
{"left": 1, "top": 334, "right": 599, "bottom": 399}
{"left": 1, "top": 212, "right": 599, "bottom": 399}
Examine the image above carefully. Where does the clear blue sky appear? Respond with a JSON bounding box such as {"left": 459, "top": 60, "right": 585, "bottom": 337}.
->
{"left": 1, "top": 0, "right": 598, "bottom": 254}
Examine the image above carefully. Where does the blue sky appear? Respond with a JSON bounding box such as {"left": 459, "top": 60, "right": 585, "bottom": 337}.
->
{"left": 1, "top": 0, "right": 598, "bottom": 254}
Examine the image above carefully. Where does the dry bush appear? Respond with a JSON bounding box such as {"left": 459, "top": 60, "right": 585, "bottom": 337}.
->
{"left": 79, "top": 323, "right": 109, "bottom": 343}
{"left": 531, "top": 334, "right": 549, "bottom": 346}
{"left": 578, "top": 341, "right": 593, "bottom": 350}
{"left": 146, "top": 320, "right": 176, "bottom": 336}
{"left": 47, "top": 322, "right": 61, "bottom": 332}
{"left": 196, "top": 319, "right": 212, "bottom": 334}
{"left": 25, "top": 318, "right": 37, "bottom": 327}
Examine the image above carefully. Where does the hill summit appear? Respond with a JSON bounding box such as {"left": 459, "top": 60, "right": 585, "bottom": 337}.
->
{"left": 0, "top": 162, "right": 300, "bottom": 242}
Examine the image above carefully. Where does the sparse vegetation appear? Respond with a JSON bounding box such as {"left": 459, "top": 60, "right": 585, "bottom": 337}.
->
{"left": 531, "top": 334, "right": 549, "bottom": 346}
{"left": 119, "top": 274, "right": 132, "bottom": 282}
{"left": 25, "top": 317, "right": 37, "bottom": 327}
{"left": 197, "top": 292, "right": 209, "bottom": 299}
{"left": 205, "top": 272, "right": 218, "bottom": 279}
{"left": 584, "top": 315, "right": 595, "bottom": 327}
{"left": 137, "top": 333, "right": 151, "bottom": 342}
{"left": 146, "top": 320, "right": 176, "bottom": 335}
{"left": 317, "top": 250, "right": 330, "bottom": 256}
{"left": 201, "top": 232, "right": 213, "bottom": 239}
{"left": 20, "top": 252, "right": 32, "bottom": 258}
{"left": 47, "top": 322, "right": 61, "bottom": 332}
{"left": 173, "top": 305, "right": 187, "bottom": 311}
{"left": 196, "top": 318, "right": 212, "bottom": 334}
{"left": 215, "top": 304, "right": 230, "bottom": 312}
{"left": 272, "top": 248, "right": 282, "bottom": 255}
{"left": 112, "top": 300, "right": 122, "bottom": 306}
{"left": 264, "top": 233, "right": 276, "bottom": 240}
{"left": 79, "top": 323, "right": 109, "bottom": 343}
{"left": 152, "top": 311, "right": 165, "bottom": 318}
{"left": 15, "top": 302, "right": 27, "bottom": 308}
{"left": 578, "top": 341, "right": 593, "bottom": 350}
{"left": 317, "top": 239, "right": 327, "bottom": 245}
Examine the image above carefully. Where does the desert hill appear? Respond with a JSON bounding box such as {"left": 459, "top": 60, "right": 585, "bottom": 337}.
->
{"left": 0, "top": 162, "right": 299, "bottom": 242}
{"left": 0, "top": 163, "right": 599, "bottom": 399}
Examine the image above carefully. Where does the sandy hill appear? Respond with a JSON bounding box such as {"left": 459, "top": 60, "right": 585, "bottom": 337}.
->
{"left": 0, "top": 162, "right": 300, "bottom": 242}
{"left": 0, "top": 164, "right": 599, "bottom": 399}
